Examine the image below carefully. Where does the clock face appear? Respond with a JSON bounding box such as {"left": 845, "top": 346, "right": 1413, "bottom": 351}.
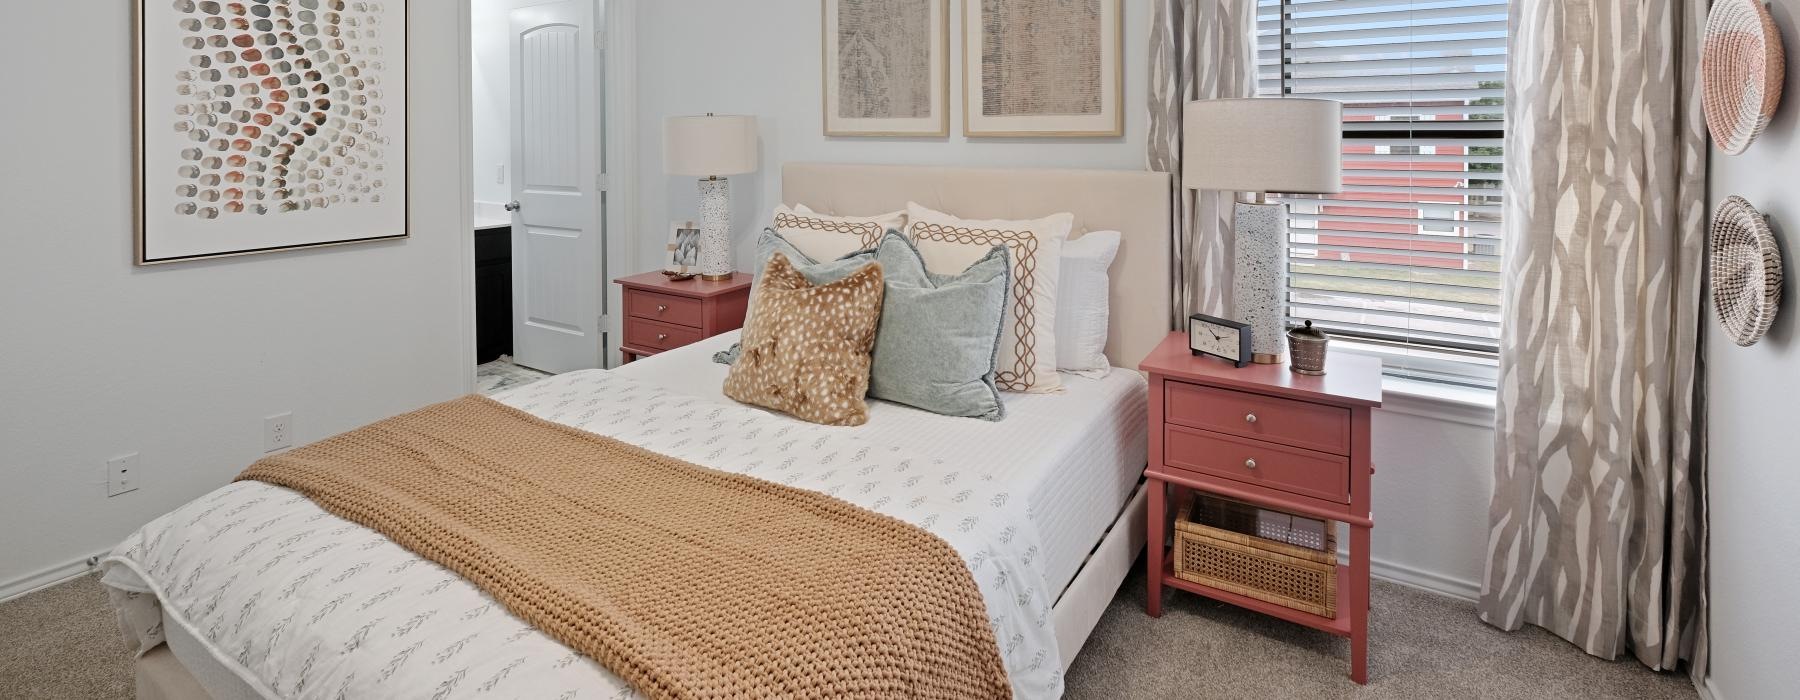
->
{"left": 1190, "top": 321, "right": 1241, "bottom": 360}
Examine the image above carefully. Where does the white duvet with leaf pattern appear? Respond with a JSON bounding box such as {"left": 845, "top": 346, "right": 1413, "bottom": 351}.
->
{"left": 102, "top": 370, "right": 1060, "bottom": 699}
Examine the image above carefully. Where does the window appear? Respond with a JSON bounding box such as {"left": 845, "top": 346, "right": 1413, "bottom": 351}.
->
{"left": 1256, "top": 0, "right": 1506, "bottom": 387}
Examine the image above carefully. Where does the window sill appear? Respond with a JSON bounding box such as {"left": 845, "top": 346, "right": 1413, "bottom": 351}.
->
{"left": 1378, "top": 376, "right": 1496, "bottom": 429}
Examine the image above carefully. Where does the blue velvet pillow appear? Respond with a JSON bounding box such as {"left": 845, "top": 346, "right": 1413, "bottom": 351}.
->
{"left": 865, "top": 232, "right": 1009, "bottom": 421}
{"left": 752, "top": 227, "right": 875, "bottom": 286}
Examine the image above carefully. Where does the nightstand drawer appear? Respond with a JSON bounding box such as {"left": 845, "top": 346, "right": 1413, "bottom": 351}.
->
{"left": 626, "top": 290, "right": 705, "bottom": 328}
{"left": 623, "top": 317, "right": 704, "bottom": 352}
{"left": 1165, "top": 381, "right": 1351, "bottom": 455}
{"left": 1163, "top": 425, "right": 1349, "bottom": 503}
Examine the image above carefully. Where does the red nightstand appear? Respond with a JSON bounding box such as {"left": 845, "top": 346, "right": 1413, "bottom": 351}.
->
{"left": 613, "top": 271, "right": 752, "bottom": 365}
{"left": 1138, "top": 331, "right": 1383, "bottom": 683}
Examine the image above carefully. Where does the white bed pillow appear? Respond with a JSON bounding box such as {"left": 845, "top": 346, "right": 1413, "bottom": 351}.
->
{"left": 1056, "top": 230, "right": 1121, "bottom": 378}
{"left": 769, "top": 204, "right": 906, "bottom": 261}
{"left": 905, "top": 202, "right": 1072, "bottom": 394}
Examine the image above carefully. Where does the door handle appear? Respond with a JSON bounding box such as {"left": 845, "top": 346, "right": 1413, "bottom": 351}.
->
{"left": 504, "top": 200, "right": 521, "bottom": 212}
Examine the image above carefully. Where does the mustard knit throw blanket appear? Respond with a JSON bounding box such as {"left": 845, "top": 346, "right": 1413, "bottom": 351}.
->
{"left": 237, "top": 395, "right": 1011, "bottom": 699}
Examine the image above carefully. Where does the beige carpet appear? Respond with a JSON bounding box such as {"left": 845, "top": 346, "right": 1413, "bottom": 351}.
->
{"left": 0, "top": 574, "right": 132, "bottom": 699}
{"left": 1, "top": 566, "right": 1698, "bottom": 699}
{"left": 1065, "top": 567, "right": 1698, "bottom": 699}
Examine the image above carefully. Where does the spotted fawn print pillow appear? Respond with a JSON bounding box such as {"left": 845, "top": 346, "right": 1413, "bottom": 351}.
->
{"left": 771, "top": 204, "right": 906, "bottom": 263}
{"left": 905, "top": 203, "right": 1072, "bottom": 393}
{"left": 723, "top": 252, "right": 886, "bottom": 426}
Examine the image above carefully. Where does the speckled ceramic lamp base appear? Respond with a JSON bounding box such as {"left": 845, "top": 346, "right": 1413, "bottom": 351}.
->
{"left": 1234, "top": 201, "right": 1288, "bottom": 364}
{"left": 697, "top": 177, "right": 733, "bottom": 280}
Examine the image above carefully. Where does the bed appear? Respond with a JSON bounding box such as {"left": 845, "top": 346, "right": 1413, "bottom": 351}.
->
{"left": 106, "top": 163, "right": 1172, "bottom": 699}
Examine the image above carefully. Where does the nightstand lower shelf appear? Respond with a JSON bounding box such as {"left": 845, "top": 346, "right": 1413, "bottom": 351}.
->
{"left": 1158, "top": 556, "right": 1353, "bottom": 637}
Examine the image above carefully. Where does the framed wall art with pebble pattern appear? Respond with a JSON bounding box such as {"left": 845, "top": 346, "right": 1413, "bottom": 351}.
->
{"left": 135, "top": 0, "right": 407, "bottom": 265}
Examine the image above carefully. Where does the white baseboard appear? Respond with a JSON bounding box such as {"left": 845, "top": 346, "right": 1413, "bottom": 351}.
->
{"left": 1, "top": 551, "right": 108, "bottom": 603}
{"left": 1697, "top": 675, "right": 1721, "bottom": 700}
{"left": 10, "top": 550, "right": 1481, "bottom": 608}
{"left": 1364, "top": 554, "right": 1481, "bottom": 603}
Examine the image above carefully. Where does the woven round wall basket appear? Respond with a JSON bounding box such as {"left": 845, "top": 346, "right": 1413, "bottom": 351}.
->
{"left": 1703, "top": 0, "right": 1786, "bottom": 155}
{"left": 1711, "top": 196, "right": 1783, "bottom": 347}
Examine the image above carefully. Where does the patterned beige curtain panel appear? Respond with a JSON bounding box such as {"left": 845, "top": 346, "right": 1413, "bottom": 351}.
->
{"left": 1147, "top": 0, "right": 1257, "bottom": 326}
{"left": 1482, "top": 0, "right": 1709, "bottom": 679}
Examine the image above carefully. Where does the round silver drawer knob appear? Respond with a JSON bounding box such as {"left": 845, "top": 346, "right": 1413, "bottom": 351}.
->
{"left": 656, "top": 333, "right": 668, "bottom": 341}
{"left": 1245, "top": 413, "right": 1258, "bottom": 424}
{"left": 1244, "top": 459, "right": 1258, "bottom": 470}
{"left": 656, "top": 304, "right": 669, "bottom": 312}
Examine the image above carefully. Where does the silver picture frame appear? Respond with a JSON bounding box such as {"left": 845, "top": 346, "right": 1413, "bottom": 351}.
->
{"left": 134, "top": 0, "right": 411, "bottom": 265}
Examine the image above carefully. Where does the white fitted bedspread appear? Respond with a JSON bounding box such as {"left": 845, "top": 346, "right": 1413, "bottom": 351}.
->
{"left": 103, "top": 371, "right": 1068, "bottom": 699}
{"left": 615, "top": 331, "right": 1149, "bottom": 596}
{"left": 100, "top": 338, "right": 1147, "bottom": 700}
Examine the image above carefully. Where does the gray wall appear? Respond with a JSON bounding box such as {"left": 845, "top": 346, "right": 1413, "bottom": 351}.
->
{"left": 0, "top": 4, "right": 469, "bottom": 594}
{"left": 634, "top": 0, "right": 1153, "bottom": 274}
{"left": 1704, "top": 2, "right": 1800, "bottom": 697}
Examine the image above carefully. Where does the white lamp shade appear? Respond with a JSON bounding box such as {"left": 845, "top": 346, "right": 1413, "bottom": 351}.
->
{"left": 663, "top": 114, "right": 759, "bottom": 177}
{"left": 1181, "top": 98, "right": 1342, "bottom": 194}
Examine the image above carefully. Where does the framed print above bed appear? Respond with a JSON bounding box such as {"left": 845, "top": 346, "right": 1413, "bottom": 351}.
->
{"left": 963, "top": 0, "right": 1123, "bottom": 137}
{"left": 134, "top": 0, "right": 409, "bottom": 265}
{"left": 822, "top": 0, "right": 949, "bottom": 137}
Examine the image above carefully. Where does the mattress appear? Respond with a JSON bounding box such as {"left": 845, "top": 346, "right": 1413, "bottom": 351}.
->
{"left": 612, "top": 331, "right": 1149, "bottom": 597}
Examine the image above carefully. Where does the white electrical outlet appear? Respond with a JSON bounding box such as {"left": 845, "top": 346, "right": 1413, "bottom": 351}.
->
{"left": 265, "top": 413, "right": 294, "bottom": 453}
{"left": 107, "top": 453, "right": 140, "bottom": 497}
{"left": 495, "top": 164, "right": 506, "bottom": 184}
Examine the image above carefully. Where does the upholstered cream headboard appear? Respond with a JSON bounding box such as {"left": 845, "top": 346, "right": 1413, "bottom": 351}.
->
{"left": 782, "top": 162, "right": 1172, "bottom": 370}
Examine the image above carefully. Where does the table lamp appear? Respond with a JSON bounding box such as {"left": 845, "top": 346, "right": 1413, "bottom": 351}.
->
{"left": 1182, "top": 98, "right": 1342, "bottom": 364}
{"left": 664, "top": 114, "right": 759, "bottom": 280}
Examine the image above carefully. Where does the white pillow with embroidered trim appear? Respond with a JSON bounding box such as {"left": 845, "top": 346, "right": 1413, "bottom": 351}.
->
{"left": 905, "top": 202, "right": 1071, "bottom": 394}
{"left": 1056, "top": 230, "right": 1121, "bottom": 378}
{"left": 769, "top": 204, "right": 906, "bottom": 262}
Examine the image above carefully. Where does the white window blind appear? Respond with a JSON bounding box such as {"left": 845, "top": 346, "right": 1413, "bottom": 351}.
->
{"left": 1256, "top": 0, "right": 1506, "bottom": 387}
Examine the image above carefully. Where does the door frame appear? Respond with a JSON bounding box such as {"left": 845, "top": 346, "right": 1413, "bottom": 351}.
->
{"left": 455, "top": 0, "right": 640, "bottom": 391}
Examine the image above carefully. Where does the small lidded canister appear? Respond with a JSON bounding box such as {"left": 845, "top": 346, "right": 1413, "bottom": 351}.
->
{"left": 1288, "top": 320, "right": 1329, "bottom": 376}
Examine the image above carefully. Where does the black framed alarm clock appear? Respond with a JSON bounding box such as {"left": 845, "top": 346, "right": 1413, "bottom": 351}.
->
{"left": 1188, "top": 313, "right": 1252, "bottom": 368}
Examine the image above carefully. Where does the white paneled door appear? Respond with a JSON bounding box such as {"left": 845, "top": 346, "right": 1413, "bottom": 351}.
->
{"left": 509, "top": 0, "right": 605, "bottom": 373}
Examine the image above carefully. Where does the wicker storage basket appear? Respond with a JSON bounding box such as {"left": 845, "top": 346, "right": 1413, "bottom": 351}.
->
{"left": 1174, "top": 494, "right": 1338, "bottom": 618}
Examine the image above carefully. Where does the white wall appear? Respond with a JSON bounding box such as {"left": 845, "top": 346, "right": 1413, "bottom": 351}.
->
{"left": 1703, "top": 2, "right": 1800, "bottom": 697}
{"left": 0, "top": 4, "right": 469, "bottom": 596}
{"left": 632, "top": 0, "right": 1499, "bottom": 600}
{"left": 1365, "top": 400, "right": 1495, "bottom": 598}
{"left": 472, "top": 0, "right": 514, "bottom": 207}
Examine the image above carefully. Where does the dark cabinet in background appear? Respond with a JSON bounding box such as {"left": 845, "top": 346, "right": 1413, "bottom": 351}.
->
{"left": 474, "top": 226, "right": 512, "bottom": 363}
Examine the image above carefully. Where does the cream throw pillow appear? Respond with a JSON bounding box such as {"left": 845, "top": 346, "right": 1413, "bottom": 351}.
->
{"left": 905, "top": 202, "right": 1071, "bottom": 393}
{"left": 770, "top": 204, "right": 906, "bottom": 262}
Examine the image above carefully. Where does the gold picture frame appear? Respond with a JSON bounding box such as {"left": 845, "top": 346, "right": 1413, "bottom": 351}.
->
{"left": 821, "top": 0, "right": 950, "bottom": 137}
{"left": 963, "top": 0, "right": 1124, "bottom": 138}
{"left": 133, "top": 0, "right": 411, "bottom": 265}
